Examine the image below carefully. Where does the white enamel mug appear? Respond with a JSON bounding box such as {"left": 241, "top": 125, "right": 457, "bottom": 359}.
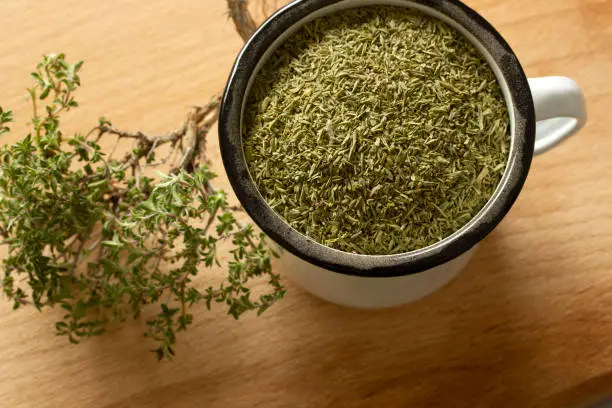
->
{"left": 219, "top": 0, "right": 587, "bottom": 308}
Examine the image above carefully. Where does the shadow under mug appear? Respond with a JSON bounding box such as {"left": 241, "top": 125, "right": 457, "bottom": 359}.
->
{"left": 219, "top": 0, "right": 587, "bottom": 308}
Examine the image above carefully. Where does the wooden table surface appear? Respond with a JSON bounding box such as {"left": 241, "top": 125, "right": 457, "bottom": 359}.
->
{"left": 1, "top": 0, "right": 611, "bottom": 407}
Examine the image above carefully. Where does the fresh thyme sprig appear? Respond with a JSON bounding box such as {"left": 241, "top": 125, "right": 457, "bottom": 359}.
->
{"left": 0, "top": 1, "right": 285, "bottom": 361}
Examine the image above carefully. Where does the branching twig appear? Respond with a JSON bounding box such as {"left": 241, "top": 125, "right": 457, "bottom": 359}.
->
{"left": 227, "top": 0, "right": 258, "bottom": 41}
{"left": 71, "top": 239, "right": 86, "bottom": 275}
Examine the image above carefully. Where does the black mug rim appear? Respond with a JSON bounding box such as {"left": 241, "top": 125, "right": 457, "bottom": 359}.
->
{"left": 219, "top": 0, "right": 536, "bottom": 278}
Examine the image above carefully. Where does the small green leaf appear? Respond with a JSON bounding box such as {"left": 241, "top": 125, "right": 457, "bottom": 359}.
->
{"left": 39, "top": 86, "right": 51, "bottom": 100}
{"left": 55, "top": 321, "right": 69, "bottom": 332}
{"left": 73, "top": 300, "right": 86, "bottom": 320}
{"left": 102, "top": 239, "right": 123, "bottom": 248}
{"left": 87, "top": 179, "right": 107, "bottom": 188}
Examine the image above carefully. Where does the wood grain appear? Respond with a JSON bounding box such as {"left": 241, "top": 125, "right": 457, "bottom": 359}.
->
{"left": 1, "top": 1, "right": 611, "bottom": 407}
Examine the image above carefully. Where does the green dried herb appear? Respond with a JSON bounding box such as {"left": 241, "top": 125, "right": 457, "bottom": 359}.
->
{"left": 244, "top": 6, "right": 510, "bottom": 255}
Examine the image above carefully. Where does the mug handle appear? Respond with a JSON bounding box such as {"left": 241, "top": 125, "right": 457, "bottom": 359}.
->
{"left": 528, "top": 76, "right": 587, "bottom": 155}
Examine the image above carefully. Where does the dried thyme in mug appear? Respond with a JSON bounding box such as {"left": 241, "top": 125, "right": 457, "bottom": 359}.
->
{"left": 243, "top": 6, "right": 510, "bottom": 255}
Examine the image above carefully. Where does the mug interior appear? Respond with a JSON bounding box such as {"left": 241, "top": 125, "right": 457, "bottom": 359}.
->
{"left": 221, "top": 0, "right": 535, "bottom": 277}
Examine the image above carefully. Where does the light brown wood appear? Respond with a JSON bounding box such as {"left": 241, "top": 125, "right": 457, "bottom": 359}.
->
{"left": 1, "top": 1, "right": 611, "bottom": 407}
